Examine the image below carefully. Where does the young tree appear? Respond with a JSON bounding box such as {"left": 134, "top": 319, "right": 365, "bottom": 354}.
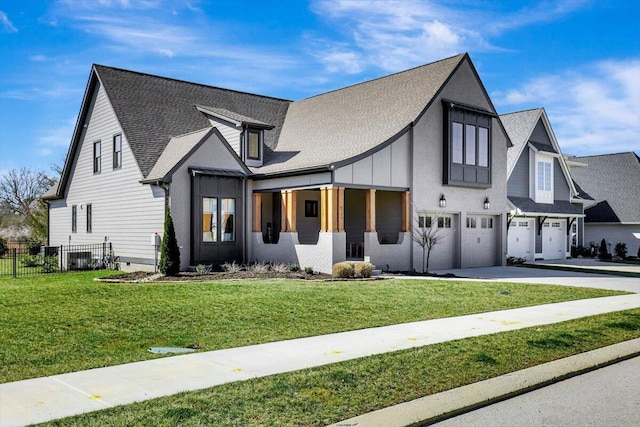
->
{"left": 159, "top": 207, "right": 181, "bottom": 276}
{"left": 411, "top": 207, "right": 448, "bottom": 273}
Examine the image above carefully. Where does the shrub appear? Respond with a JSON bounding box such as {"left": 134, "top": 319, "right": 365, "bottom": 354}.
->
{"left": 614, "top": 243, "right": 627, "bottom": 259}
{"left": 222, "top": 261, "right": 242, "bottom": 273}
{"left": 0, "top": 236, "right": 7, "bottom": 256}
{"left": 304, "top": 266, "right": 314, "bottom": 275}
{"left": 287, "top": 263, "right": 300, "bottom": 272}
{"left": 332, "top": 262, "right": 354, "bottom": 278}
{"left": 506, "top": 256, "right": 526, "bottom": 266}
{"left": 598, "top": 238, "right": 611, "bottom": 260}
{"left": 20, "top": 254, "right": 41, "bottom": 267}
{"left": 271, "top": 263, "right": 289, "bottom": 273}
{"left": 27, "top": 237, "right": 42, "bottom": 256}
{"left": 42, "top": 256, "right": 58, "bottom": 273}
{"left": 354, "top": 262, "right": 373, "bottom": 278}
{"left": 249, "top": 261, "right": 270, "bottom": 273}
{"left": 159, "top": 207, "right": 181, "bottom": 276}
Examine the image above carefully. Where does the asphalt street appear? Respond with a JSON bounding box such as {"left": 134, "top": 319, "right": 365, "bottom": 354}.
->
{"left": 430, "top": 356, "right": 640, "bottom": 427}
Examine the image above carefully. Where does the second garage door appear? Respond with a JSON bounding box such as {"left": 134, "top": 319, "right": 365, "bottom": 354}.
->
{"left": 542, "top": 220, "right": 565, "bottom": 260}
{"left": 463, "top": 215, "right": 498, "bottom": 267}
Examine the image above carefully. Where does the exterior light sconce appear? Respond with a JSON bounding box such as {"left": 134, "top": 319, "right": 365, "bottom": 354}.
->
{"left": 439, "top": 194, "right": 446, "bottom": 208}
{"left": 483, "top": 197, "right": 490, "bottom": 210}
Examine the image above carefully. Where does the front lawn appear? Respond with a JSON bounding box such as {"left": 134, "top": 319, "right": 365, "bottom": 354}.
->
{"left": 0, "top": 271, "right": 627, "bottom": 383}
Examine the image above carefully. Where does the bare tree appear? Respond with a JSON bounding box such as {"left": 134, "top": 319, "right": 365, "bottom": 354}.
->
{"left": 0, "top": 168, "right": 55, "bottom": 240}
{"left": 411, "top": 207, "right": 449, "bottom": 273}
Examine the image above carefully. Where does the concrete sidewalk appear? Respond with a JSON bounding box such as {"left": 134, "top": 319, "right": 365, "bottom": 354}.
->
{"left": 1, "top": 294, "right": 638, "bottom": 427}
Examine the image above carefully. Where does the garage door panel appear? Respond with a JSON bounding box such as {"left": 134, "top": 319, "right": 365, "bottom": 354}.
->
{"left": 508, "top": 219, "right": 533, "bottom": 261}
{"left": 542, "top": 220, "right": 565, "bottom": 260}
{"left": 463, "top": 215, "right": 498, "bottom": 267}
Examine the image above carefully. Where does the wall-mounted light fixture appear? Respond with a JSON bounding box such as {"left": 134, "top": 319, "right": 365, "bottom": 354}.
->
{"left": 439, "top": 194, "right": 446, "bottom": 208}
{"left": 483, "top": 197, "right": 490, "bottom": 210}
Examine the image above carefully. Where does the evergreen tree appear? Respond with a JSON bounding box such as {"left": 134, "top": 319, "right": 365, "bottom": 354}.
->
{"left": 159, "top": 207, "right": 180, "bottom": 276}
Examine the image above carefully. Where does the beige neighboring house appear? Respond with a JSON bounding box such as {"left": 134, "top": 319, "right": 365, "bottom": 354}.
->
{"left": 44, "top": 53, "right": 512, "bottom": 273}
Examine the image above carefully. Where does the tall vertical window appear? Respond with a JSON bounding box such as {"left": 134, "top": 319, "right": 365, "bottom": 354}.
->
{"left": 113, "top": 134, "right": 122, "bottom": 169}
{"left": 86, "top": 204, "right": 92, "bottom": 233}
{"left": 537, "top": 161, "right": 551, "bottom": 191}
{"left": 247, "top": 129, "right": 260, "bottom": 160}
{"left": 221, "top": 198, "right": 235, "bottom": 242}
{"left": 443, "top": 101, "right": 492, "bottom": 186}
{"left": 72, "top": 205, "right": 77, "bottom": 233}
{"left": 93, "top": 141, "right": 101, "bottom": 173}
{"left": 203, "top": 198, "right": 218, "bottom": 242}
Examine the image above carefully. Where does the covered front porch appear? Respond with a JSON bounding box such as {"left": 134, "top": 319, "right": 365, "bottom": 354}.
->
{"left": 251, "top": 186, "right": 412, "bottom": 273}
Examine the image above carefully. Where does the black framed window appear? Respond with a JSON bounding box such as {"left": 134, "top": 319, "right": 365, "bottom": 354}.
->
{"left": 93, "top": 141, "right": 101, "bottom": 173}
{"left": 202, "top": 197, "right": 236, "bottom": 242}
{"left": 71, "top": 205, "right": 77, "bottom": 233}
{"left": 443, "top": 101, "right": 492, "bottom": 187}
{"left": 305, "top": 200, "right": 318, "bottom": 217}
{"left": 86, "top": 204, "right": 92, "bottom": 233}
{"left": 113, "top": 134, "right": 122, "bottom": 169}
{"left": 246, "top": 129, "right": 261, "bottom": 161}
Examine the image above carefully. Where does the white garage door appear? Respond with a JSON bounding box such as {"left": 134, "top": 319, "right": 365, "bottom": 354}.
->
{"left": 463, "top": 215, "right": 498, "bottom": 267}
{"left": 508, "top": 219, "right": 533, "bottom": 261}
{"left": 542, "top": 220, "right": 565, "bottom": 260}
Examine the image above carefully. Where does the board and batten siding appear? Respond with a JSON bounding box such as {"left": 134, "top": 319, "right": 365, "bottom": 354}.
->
{"left": 530, "top": 120, "right": 552, "bottom": 147}
{"left": 507, "top": 147, "right": 530, "bottom": 197}
{"left": 48, "top": 81, "right": 165, "bottom": 267}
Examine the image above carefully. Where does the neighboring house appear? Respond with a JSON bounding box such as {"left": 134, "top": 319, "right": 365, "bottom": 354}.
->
{"left": 569, "top": 152, "right": 640, "bottom": 256}
{"left": 44, "top": 53, "right": 511, "bottom": 273}
{"left": 501, "top": 108, "right": 586, "bottom": 261}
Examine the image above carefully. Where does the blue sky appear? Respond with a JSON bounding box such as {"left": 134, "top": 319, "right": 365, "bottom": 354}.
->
{"left": 0, "top": 0, "right": 638, "bottom": 177}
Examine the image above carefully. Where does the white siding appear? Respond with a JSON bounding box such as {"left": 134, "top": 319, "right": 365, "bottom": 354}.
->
{"left": 48, "top": 82, "right": 165, "bottom": 267}
{"left": 208, "top": 116, "right": 242, "bottom": 156}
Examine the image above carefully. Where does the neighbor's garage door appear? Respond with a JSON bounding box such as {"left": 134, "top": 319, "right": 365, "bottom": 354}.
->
{"left": 542, "top": 219, "right": 565, "bottom": 260}
{"left": 508, "top": 219, "right": 533, "bottom": 261}
{"left": 463, "top": 215, "right": 498, "bottom": 267}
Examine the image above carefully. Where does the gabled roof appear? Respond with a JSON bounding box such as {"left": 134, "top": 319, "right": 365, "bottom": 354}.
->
{"left": 570, "top": 152, "right": 640, "bottom": 223}
{"left": 501, "top": 108, "right": 578, "bottom": 197}
{"left": 256, "top": 53, "right": 470, "bottom": 174}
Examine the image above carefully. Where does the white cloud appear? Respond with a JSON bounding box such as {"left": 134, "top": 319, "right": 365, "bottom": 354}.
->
{"left": 495, "top": 59, "right": 640, "bottom": 155}
{"left": 0, "top": 11, "right": 18, "bottom": 32}
{"left": 29, "top": 55, "right": 48, "bottom": 62}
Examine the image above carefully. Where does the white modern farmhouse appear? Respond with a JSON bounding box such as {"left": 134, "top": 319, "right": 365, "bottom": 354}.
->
{"left": 44, "top": 53, "right": 511, "bottom": 273}
{"left": 501, "top": 108, "right": 586, "bottom": 261}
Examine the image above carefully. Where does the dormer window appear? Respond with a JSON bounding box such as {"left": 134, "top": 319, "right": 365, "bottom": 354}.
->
{"left": 532, "top": 152, "right": 554, "bottom": 204}
{"left": 247, "top": 129, "right": 261, "bottom": 160}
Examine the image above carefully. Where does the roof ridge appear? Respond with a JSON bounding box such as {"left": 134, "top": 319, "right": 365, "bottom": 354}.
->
{"left": 92, "top": 64, "right": 293, "bottom": 103}
{"left": 573, "top": 151, "right": 639, "bottom": 159}
{"left": 500, "top": 107, "right": 543, "bottom": 116}
{"left": 298, "top": 53, "right": 467, "bottom": 101}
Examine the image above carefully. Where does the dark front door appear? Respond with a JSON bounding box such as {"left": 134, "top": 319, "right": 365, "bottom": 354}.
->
{"left": 192, "top": 174, "right": 244, "bottom": 265}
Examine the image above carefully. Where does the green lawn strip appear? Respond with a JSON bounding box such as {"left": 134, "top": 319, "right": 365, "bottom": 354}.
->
{"left": 0, "top": 271, "right": 627, "bottom": 383}
{"left": 39, "top": 309, "right": 640, "bottom": 427}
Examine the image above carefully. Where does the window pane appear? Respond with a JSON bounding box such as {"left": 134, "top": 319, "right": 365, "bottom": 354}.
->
{"left": 452, "top": 122, "right": 463, "bottom": 164}
{"left": 465, "top": 124, "right": 476, "bottom": 165}
{"left": 444, "top": 217, "right": 451, "bottom": 228}
{"left": 537, "top": 161, "right": 545, "bottom": 191}
{"left": 478, "top": 127, "right": 489, "bottom": 167}
{"left": 86, "top": 204, "right": 92, "bottom": 233}
{"left": 221, "top": 198, "right": 235, "bottom": 242}
{"left": 418, "top": 216, "right": 424, "bottom": 228}
{"left": 544, "top": 162, "right": 551, "bottom": 191}
{"left": 202, "top": 197, "right": 217, "bottom": 242}
{"left": 437, "top": 217, "right": 444, "bottom": 228}
{"left": 93, "top": 141, "right": 101, "bottom": 173}
{"left": 248, "top": 131, "right": 260, "bottom": 159}
{"left": 72, "top": 205, "right": 77, "bottom": 233}
{"left": 113, "top": 135, "right": 122, "bottom": 169}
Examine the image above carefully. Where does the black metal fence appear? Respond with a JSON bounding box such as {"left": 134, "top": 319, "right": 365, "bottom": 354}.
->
{"left": 0, "top": 243, "right": 117, "bottom": 278}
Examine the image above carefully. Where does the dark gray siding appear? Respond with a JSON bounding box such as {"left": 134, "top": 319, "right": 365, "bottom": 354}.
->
{"left": 508, "top": 147, "right": 530, "bottom": 197}
{"left": 530, "top": 120, "right": 552, "bottom": 147}
{"left": 554, "top": 158, "right": 570, "bottom": 200}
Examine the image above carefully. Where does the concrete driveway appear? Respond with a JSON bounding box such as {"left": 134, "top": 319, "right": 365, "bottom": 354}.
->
{"left": 429, "top": 265, "right": 640, "bottom": 293}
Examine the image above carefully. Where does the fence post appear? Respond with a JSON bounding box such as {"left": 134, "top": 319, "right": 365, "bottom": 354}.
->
{"left": 12, "top": 248, "right": 17, "bottom": 278}
{"left": 60, "top": 245, "right": 64, "bottom": 272}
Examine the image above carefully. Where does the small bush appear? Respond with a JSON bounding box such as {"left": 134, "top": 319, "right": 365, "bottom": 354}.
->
{"left": 159, "top": 208, "right": 181, "bottom": 276}
{"left": 354, "top": 262, "right": 373, "bottom": 278}
{"left": 598, "top": 238, "right": 612, "bottom": 260}
{"left": 332, "top": 262, "right": 354, "bottom": 278}
{"left": 222, "top": 261, "right": 243, "bottom": 273}
{"left": 287, "top": 263, "right": 300, "bottom": 272}
{"left": 0, "top": 236, "right": 7, "bottom": 256}
{"left": 506, "top": 256, "right": 526, "bottom": 265}
{"left": 42, "top": 256, "right": 58, "bottom": 273}
{"left": 20, "top": 254, "right": 41, "bottom": 267}
{"left": 614, "top": 243, "right": 627, "bottom": 259}
{"left": 248, "top": 261, "right": 270, "bottom": 273}
{"left": 271, "top": 263, "right": 289, "bottom": 273}
{"left": 304, "top": 266, "right": 314, "bottom": 275}
{"left": 27, "top": 237, "right": 42, "bottom": 256}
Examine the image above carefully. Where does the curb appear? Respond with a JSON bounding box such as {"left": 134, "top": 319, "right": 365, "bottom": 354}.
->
{"left": 521, "top": 263, "right": 640, "bottom": 278}
{"left": 328, "top": 339, "right": 640, "bottom": 427}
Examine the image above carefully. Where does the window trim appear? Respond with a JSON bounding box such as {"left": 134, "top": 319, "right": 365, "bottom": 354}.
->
{"left": 71, "top": 205, "right": 77, "bottom": 233}
{"left": 86, "top": 203, "right": 92, "bottom": 233}
{"left": 93, "top": 141, "right": 101, "bottom": 174}
{"left": 113, "top": 134, "right": 122, "bottom": 170}
{"left": 442, "top": 100, "right": 493, "bottom": 188}
{"left": 245, "top": 128, "right": 262, "bottom": 161}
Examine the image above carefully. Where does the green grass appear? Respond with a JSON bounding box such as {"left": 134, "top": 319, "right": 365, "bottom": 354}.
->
{"left": 40, "top": 309, "right": 640, "bottom": 427}
{"left": 0, "top": 271, "right": 626, "bottom": 383}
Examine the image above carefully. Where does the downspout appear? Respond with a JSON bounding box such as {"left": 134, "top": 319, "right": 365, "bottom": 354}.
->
{"left": 243, "top": 177, "right": 248, "bottom": 264}
{"left": 409, "top": 122, "right": 414, "bottom": 272}
{"left": 43, "top": 200, "right": 50, "bottom": 246}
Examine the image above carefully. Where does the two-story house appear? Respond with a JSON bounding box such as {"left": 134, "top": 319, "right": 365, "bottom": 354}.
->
{"left": 44, "top": 53, "right": 511, "bottom": 273}
{"left": 501, "top": 108, "right": 586, "bottom": 261}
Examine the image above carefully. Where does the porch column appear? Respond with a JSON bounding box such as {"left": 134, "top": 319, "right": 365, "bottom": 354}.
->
{"left": 281, "top": 190, "right": 288, "bottom": 232}
{"left": 321, "top": 186, "right": 342, "bottom": 232}
{"left": 281, "top": 190, "right": 297, "bottom": 232}
{"left": 401, "top": 191, "right": 411, "bottom": 232}
{"left": 366, "top": 189, "right": 376, "bottom": 232}
{"left": 337, "top": 187, "right": 345, "bottom": 232}
{"left": 327, "top": 187, "right": 337, "bottom": 232}
{"left": 252, "top": 193, "right": 262, "bottom": 232}
{"left": 320, "top": 187, "right": 328, "bottom": 232}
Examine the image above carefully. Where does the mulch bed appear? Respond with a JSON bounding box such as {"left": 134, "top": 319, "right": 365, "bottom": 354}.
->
{"left": 100, "top": 270, "right": 332, "bottom": 282}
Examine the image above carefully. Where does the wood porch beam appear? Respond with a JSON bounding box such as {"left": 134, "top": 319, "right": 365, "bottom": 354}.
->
{"left": 281, "top": 190, "right": 288, "bottom": 232}
{"left": 320, "top": 187, "right": 328, "bottom": 232}
{"left": 287, "top": 190, "right": 297, "bottom": 232}
{"left": 338, "top": 187, "right": 345, "bottom": 232}
{"left": 252, "top": 193, "right": 262, "bottom": 232}
{"left": 366, "top": 189, "right": 376, "bottom": 232}
{"left": 401, "top": 191, "right": 411, "bottom": 232}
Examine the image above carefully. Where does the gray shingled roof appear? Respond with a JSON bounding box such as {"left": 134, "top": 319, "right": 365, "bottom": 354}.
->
{"left": 501, "top": 108, "right": 543, "bottom": 173}
{"left": 196, "top": 105, "right": 272, "bottom": 128}
{"left": 94, "top": 65, "right": 290, "bottom": 178}
{"left": 571, "top": 152, "right": 640, "bottom": 223}
{"left": 508, "top": 196, "right": 583, "bottom": 215}
{"left": 255, "top": 53, "right": 467, "bottom": 174}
